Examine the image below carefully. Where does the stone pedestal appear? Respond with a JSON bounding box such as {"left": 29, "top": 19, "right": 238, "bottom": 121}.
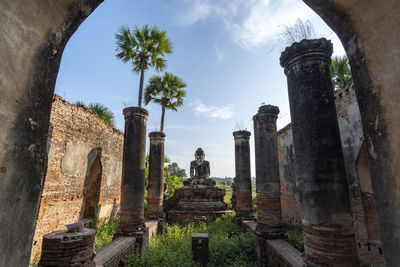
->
{"left": 39, "top": 228, "right": 96, "bottom": 266}
{"left": 146, "top": 132, "right": 166, "bottom": 220}
{"left": 253, "top": 105, "right": 284, "bottom": 239}
{"left": 116, "top": 107, "right": 148, "bottom": 236}
{"left": 233, "top": 130, "right": 253, "bottom": 220}
{"left": 192, "top": 233, "right": 209, "bottom": 266}
{"left": 280, "top": 38, "right": 358, "bottom": 266}
{"left": 168, "top": 184, "right": 231, "bottom": 224}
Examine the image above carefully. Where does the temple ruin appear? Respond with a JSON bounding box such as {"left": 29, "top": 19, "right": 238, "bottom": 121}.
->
{"left": 0, "top": 0, "right": 399, "bottom": 266}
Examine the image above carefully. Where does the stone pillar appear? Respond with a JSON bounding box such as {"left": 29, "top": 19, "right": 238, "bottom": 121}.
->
{"left": 146, "top": 131, "right": 166, "bottom": 220}
{"left": 116, "top": 107, "right": 149, "bottom": 236}
{"left": 253, "top": 105, "right": 284, "bottom": 239}
{"left": 280, "top": 38, "right": 358, "bottom": 266}
{"left": 233, "top": 130, "right": 253, "bottom": 219}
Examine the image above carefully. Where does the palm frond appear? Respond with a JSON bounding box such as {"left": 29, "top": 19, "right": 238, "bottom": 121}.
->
{"left": 144, "top": 72, "right": 187, "bottom": 130}
{"left": 88, "top": 103, "right": 115, "bottom": 127}
{"left": 330, "top": 56, "right": 352, "bottom": 90}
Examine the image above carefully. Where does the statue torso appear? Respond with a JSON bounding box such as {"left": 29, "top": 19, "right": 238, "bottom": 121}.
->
{"left": 190, "top": 160, "right": 210, "bottom": 178}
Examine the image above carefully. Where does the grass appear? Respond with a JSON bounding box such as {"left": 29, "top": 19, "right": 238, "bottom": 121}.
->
{"left": 131, "top": 213, "right": 258, "bottom": 267}
{"left": 283, "top": 223, "right": 304, "bottom": 252}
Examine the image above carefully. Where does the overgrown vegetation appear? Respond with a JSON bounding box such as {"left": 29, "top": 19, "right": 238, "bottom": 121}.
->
{"left": 131, "top": 213, "right": 257, "bottom": 267}
{"left": 283, "top": 223, "right": 304, "bottom": 252}
{"left": 279, "top": 19, "right": 317, "bottom": 47}
{"left": 94, "top": 217, "right": 120, "bottom": 251}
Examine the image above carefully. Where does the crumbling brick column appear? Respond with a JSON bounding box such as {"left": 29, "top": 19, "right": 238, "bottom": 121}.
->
{"left": 253, "top": 105, "right": 284, "bottom": 239}
{"left": 39, "top": 224, "right": 96, "bottom": 267}
{"left": 233, "top": 130, "right": 253, "bottom": 219}
{"left": 146, "top": 131, "right": 166, "bottom": 220}
{"left": 280, "top": 38, "right": 358, "bottom": 266}
{"left": 116, "top": 107, "right": 148, "bottom": 236}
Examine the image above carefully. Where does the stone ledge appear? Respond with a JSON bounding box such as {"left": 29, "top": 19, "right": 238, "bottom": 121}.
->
{"left": 266, "top": 239, "right": 305, "bottom": 267}
{"left": 94, "top": 236, "right": 136, "bottom": 267}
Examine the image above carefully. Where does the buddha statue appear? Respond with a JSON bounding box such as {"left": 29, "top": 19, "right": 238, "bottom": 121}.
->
{"left": 183, "top": 148, "right": 215, "bottom": 186}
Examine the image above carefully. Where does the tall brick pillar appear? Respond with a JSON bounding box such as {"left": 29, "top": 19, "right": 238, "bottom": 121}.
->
{"left": 233, "top": 130, "right": 253, "bottom": 219}
{"left": 116, "top": 107, "right": 148, "bottom": 236}
{"left": 280, "top": 38, "right": 358, "bottom": 266}
{"left": 146, "top": 131, "right": 166, "bottom": 220}
{"left": 253, "top": 105, "right": 284, "bottom": 239}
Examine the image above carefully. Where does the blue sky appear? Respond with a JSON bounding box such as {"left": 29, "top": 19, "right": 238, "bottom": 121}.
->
{"left": 55, "top": 0, "right": 345, "bottom": 177}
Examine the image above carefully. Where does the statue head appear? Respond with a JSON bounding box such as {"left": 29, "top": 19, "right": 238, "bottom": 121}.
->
{"left": 194, "top": 148, "right": 205, "bottom": 163}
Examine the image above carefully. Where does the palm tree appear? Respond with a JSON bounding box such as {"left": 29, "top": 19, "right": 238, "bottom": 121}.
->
{"left": 144, "top": 72, "right": 187, "bottom": 133}
{"left": 330, "top": 56, "right": 353, "bottom": 90}
{"left": 88, "top": 103, "right": 115, "bottom": 127}
{"left": 115, "top": 24, "right": 173, "bottom": 107}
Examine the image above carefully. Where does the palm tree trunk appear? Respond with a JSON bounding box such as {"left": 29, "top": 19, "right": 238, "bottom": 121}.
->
{"left": 160, "top": 105, "right": 166, "bottom": 133}
{"left": 138, "top": 67, "right": 145, "bottom": 107}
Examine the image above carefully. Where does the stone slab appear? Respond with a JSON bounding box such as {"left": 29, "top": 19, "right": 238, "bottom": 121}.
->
{"left": 242, "top": 220, "right": 257, "bottom": 231}
{"left": 94, "top": 236, "right": 136, "bottom": 267}
{"left": 266, "top": 239, "right": 305, "bottom": 267}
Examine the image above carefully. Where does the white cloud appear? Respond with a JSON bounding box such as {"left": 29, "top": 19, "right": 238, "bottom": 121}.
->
{"left": 227, "top": 0, "right": 311, "bottom": 49}
{"left": 214, "top": 44, "right": 224, "bottom": 62}
{"left": 171, "top": 0, "right": 346, "bottom": 54}
{"left": 175, "top": 0, "right": 245, "bottom": 26}
{"left": 191, "top": 99, "right": 234, "bottom": 119}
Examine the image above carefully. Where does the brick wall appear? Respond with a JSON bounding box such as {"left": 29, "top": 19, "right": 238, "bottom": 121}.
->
{"left": 30, "top": 95, "right": 123, "bottom": 263}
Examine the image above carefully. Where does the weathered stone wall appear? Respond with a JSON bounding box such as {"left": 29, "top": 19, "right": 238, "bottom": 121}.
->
{"left": 30, "top": 94, "right": 123, "bottom": 263}
{"left": 277, "top": 85, "right": 385, "bottom": 266}
{"left": 277, "top": 124, "right": 300, "bottom": 225}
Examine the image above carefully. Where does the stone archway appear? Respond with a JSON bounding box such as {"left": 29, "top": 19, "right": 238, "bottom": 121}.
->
{"left": 0, "top": 1, "right": 399, "bottom": 266}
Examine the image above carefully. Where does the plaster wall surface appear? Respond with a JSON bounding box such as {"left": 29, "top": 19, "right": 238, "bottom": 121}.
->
{"left": 30, "top": 94, "right": 123, "bottom": 264}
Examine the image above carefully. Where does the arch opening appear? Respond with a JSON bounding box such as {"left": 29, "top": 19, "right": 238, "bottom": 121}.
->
{"left": 82, "top": 149, "right": 103, "bottom": 220}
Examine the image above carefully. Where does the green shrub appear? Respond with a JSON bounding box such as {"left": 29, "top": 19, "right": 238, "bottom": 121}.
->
{"left": 132, "top": 213, "right": 257, "bottom": 267}
{"left": 283, "top": 223, "right": 304, "bottom": 252}
{"left": 94, "top": 217, "right": 120, "bottom": 251}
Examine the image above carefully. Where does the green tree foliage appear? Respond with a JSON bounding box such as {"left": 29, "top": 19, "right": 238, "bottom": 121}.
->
{"left": 330, "top": 56, "right": 353, "bottom": 90}
{"left": 165, "top": 175, "right": 184, "bottom": 199}
{"left": 115, "top": 25, "right": 172, "bottom": 107}
{"left": 167, "top": 162, "right": 187, "bottom": 178}
{"left": 144, "top": 72, "right": 187, "bottom": 132}
{"left": 88, "top": 103, "right": 115, "bottom": 127}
